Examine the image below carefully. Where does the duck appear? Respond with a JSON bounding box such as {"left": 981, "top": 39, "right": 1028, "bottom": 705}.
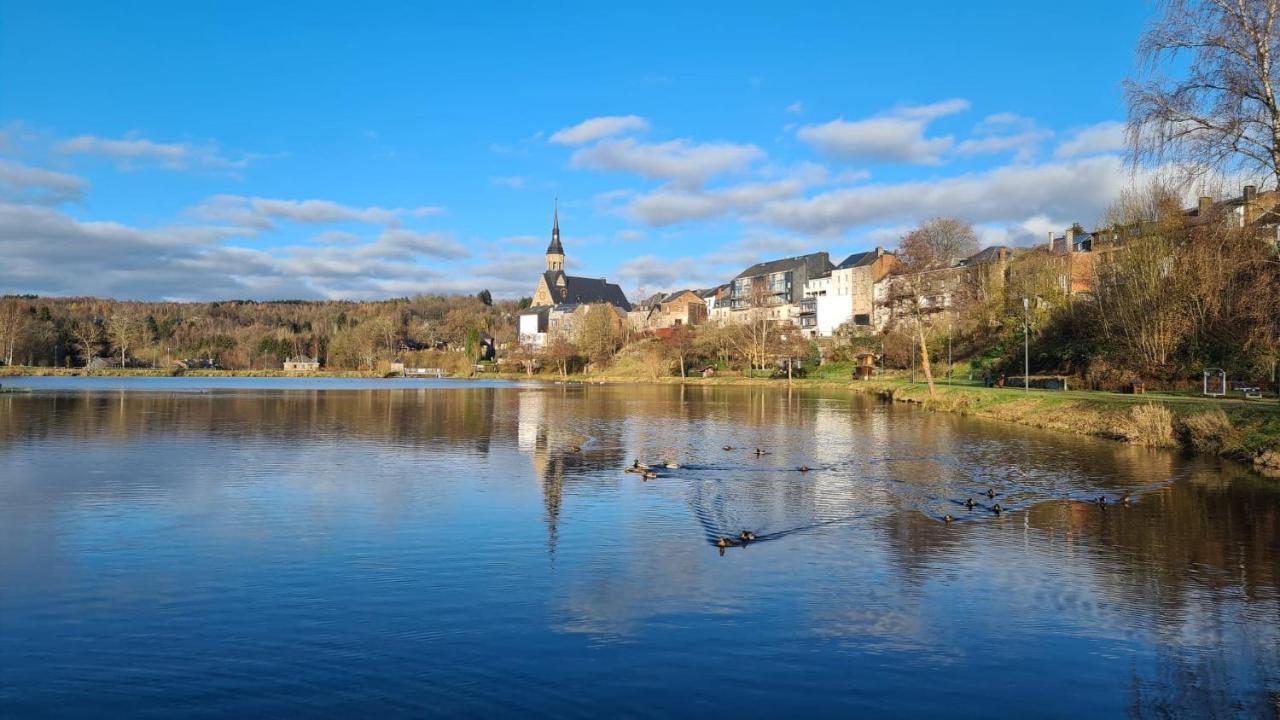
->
{"left": 1121, "top": 493, "right": 1132, "bottom": 506}
{"left": 632, "top": 459, "right": 651, "bottom": 471}
{"left": 664, "top": 462, "right": 680, "bottom": 469}
{"left": 985, "top": 488, "right": 997, "bottom": 499}
{"left": 722, "top": 445, "right": 734, "bottom": 451}
{"left": 642, "top": 470, "right": 658, "bottom": 480}
{"left": 624, "top": 466, "right": 640, "bottom": 474}
{"left": 991, "top": 503, "right": 1003, "bottom": 516}
{"left": 754, "top": 448, "right": 770, "bottom": 456}
{"left": 739, "top": 530, "right": 757, "bottom": 542}
{"left": 798, "top": 465, "right": 811, "bottom": 472}
{"left": 1095, "top": 495, "right": 1107, "bottom": 507}
{"left": 716, "top": 537, "right": 737, "bottom": 549}
{"left": 964, "top": 497, "right": 977, "bottom": 510}
{"left": 944, "top": 514, "right": 954, "bottom": 524}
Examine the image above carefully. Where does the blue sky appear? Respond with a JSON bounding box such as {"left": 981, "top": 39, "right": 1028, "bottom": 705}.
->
{"left": 0, "top": 1, "right": 1156, "bottom": 301}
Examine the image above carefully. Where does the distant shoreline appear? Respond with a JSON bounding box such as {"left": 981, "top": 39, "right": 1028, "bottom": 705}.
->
{"left": 3, "top": 366, "right": 1277, "bottom": 475}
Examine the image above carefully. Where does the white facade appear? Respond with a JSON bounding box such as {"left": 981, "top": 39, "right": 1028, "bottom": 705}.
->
{"left": 518, "top": 311, "right": 547, "bottom": 347}
{"left": 803, "top": 268, "right": 856, "bottom": 336}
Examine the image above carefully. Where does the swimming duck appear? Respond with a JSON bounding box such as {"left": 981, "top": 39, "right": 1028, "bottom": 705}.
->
{"left": 754, "top": 448, "right": 770, "bottom": 456}
{"left": 1095, "top": 495, "right": 1107, "bottom": 507}
{"left": 991, "top": 503, "right": 1003, "bottom": 516}
{"left": 642, "top": 470, "right": 658, "bottom": 480}
{"left": 739, "top": 530, "right": 757, "bottom": 542}
{"left": 722, "top": 445, "right": 734, "bottom": 451}
{"left": 664, "top": 462, "right": 680, "bottom": 469}
{"left": 624, "top": 467, "right": 639, "bottom": 474}
{"left": 717, "top": 537, "right": 737, "bottom": 549}
{"left": 985, "top": 488, "right": 996, "bottom": 498}
{"left": 798, "top": 465, "right": 811, "bottom": 472}
{"left": 1121, "top": 494, "right": 1132, "bottom": 506}
{"left": 944, "top": 514, "right": 954, "bottom": 524}
{"left": 964, "top": 498, "right": 977, "bottom": 510}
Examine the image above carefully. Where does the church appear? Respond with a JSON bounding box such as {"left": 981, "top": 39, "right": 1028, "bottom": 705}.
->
{"left": 518, "top": 204, "right": 632, "bottom": 346}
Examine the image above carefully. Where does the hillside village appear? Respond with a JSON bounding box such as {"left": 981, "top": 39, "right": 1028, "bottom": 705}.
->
{"left": 515, "top": 186, "right": 1280, "bottom": 382}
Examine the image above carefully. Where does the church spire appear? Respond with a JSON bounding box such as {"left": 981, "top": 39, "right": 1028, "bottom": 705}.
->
{"left": 545, "top": 198, "right": 565, "bottom": 271}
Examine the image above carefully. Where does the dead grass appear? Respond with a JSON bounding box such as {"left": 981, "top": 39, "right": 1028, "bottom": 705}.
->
{"left": 1177, "top": 409, "right": 1234, "bottom": 454}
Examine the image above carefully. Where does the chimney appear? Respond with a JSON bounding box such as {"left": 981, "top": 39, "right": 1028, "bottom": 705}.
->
{"left": 1244, "top": 185, "right": 1257, "bottom": 202}
{"left": 1047, "top": 231, "right": 1056, "bottom": 252}
{"left": 1198, "top": 196, "right": 1213, "bottom": 216}
{"left": 875, "top": 246, "right": 883, "bottom": 256}
{"left": 1065, "top": 226, "right": 1076, "bottom": 253}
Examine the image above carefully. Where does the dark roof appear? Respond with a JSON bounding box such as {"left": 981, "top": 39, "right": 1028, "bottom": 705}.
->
{"left": 961, "top": 246, "right": 1008, "bottom": 266}
{"left": 542, "top": 271, "right": 632, "bottom": 311}
{"left": 835, "top": 250, "right": 879, "bottom": 269}
{"left": 733, "top": 252, "right": 831, "bottom": 280}
{"left": 659, "top": 289, "right": 699, "bottom": 304}
{"left": 546, "top": 203, "right": 563, "bottom": 255}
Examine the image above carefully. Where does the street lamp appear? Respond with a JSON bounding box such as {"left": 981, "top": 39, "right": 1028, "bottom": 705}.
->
{"left": 1022, "top": 297, "right": 1030, "bottom": 393}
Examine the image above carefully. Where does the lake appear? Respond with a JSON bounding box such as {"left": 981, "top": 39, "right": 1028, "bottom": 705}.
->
{"left": 1, "top": 377, "right": 1277, "bottom": 718}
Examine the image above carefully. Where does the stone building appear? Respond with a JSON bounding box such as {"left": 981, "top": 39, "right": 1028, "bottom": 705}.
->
{"left": 519, "top": 204, "right": 631, "bottom": 347}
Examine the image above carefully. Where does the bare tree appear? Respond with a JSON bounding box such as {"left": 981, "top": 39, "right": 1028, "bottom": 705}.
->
{"left": 107, "top": 310, "right": 143, "bottom": 368}
{"left": 897, "top": 218, "right": 979, "bottom": 399}
{"left": 576, "top": 304, "right": 621, "bottom": 368}
{"left": 1127, "top": 0, "right": 1280, "bottom": 187}
{"left": 72, "top": 320, "right": 104, "bottom": 367}
{"left": 0, "top": 299, "right": 30, "bottom": 367}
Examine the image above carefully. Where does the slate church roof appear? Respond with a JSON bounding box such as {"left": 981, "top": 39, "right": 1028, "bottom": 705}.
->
{"left": 541, "top": 270, "right": 632, "bottom": 311}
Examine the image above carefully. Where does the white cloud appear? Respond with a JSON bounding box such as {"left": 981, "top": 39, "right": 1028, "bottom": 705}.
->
{"left": 758, "top": 155, "right": 1132, "bottom": 235}
{"left": 570, "top": 137, "right": 764, "bottom": 188}
{"left": 53, "top": 133, "right": 256, "bottom": 171}
{"left": 628, "top": 179, "right": 805, "bottom": 225}
{"left": 1055, "top": 121, "right": 1127, "bottom": 158}
{"left": 549, "top": 115, "right": 650, "bottom": 145}
{"left": 614, "top": 254, "right": 707, "bottom": 289}
{"left": 796, "top": 99, "right": 969, "bottom": 165}
{"left": 786, "top": 101, "right": 804, "bottom": 114}
{"left": 615, "top": 229, "right": 645, "bottom": 241}
{"left": 188, "top": 195, "right": 444, "bottom": 230}
{"left": 955, "top": 130, "right": 1052, "bottom": 162}
{"left": 0, "top": 159, "right": 87, "bottom": 204}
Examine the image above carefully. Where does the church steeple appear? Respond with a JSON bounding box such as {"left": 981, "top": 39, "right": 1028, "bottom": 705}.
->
{"left": 546, "top": 198, "right": 565, "bottom": 272}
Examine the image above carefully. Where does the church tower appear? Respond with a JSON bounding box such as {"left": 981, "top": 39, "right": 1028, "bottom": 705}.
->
{"left": 546, "top": 199, "right": 565, "bottom": 272}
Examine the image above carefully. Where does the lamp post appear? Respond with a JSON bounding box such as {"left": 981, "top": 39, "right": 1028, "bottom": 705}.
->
{"left": 947, "top": 321, "right": 952, "bottom": 385}
{"left": 911, "top": 326, "right": 917, "bottom": 384}
{"left": 1022, "top": 297, "right": 1030, "bottom": 393}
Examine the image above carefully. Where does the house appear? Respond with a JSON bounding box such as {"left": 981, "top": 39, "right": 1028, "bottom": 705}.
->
{"left": 283, "top": 355, "right": 320, "bottom": 372}
{"left": 879, "top": 246, "right": 1010, "bottom": 327}
{"left": 725, "top": 252, "right": 832, "bottom": 326}
{"left": 801, "top": 246, "right": 899, "bottom": 335}
{"left": 631, "top": 289, "right": 708, "bottom": 330}
{"left": 518, "top": 203, "right": 632, "bottom": 347}
{"left": 701, "top": 285, "right": 730, "bottom": 322}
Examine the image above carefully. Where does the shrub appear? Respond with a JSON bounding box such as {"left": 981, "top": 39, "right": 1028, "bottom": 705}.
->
{"left": 1177, "top": 410, "right": 1233, "bottom": 454}
{"left": 1122, "top": 403, "right": 1176, "bottom": 447}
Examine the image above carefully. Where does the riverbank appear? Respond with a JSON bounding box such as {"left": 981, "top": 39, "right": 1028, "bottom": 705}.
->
{"left": 5, "top": 365, "right": 1277, "bottom": 474}
{"left": 503, "top": 370, "right": 1280, "bottom": 475}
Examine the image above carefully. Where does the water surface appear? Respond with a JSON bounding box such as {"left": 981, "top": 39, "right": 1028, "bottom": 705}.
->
{"left": 1, "top": 378, "right": 1277, "bottom": 717}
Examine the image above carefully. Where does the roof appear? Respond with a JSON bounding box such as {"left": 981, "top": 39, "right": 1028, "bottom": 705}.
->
{"left": 547, "top": 203, "right": 563, "bottom": 255}
{"left": 285, "top": 355, "right": 318, "bottom": 363}
{"left": 835, "top": 250, "right": 880, "bottom": 269}
{"left": 542, "top": 271, "right": 632, "bottom": 311}
{"left": 659, "top": 289, "right": 701, "bottom": 304}
{"left": 733, "top": 252, "right": 831, "bottom": 280}
{"left": 960, "top": 246, "right": 1009, "bottom": 266}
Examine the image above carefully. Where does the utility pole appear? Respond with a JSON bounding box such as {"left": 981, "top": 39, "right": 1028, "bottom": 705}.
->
{"left": 1022, "top": 297, "right": 1030, "bottom": 393}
